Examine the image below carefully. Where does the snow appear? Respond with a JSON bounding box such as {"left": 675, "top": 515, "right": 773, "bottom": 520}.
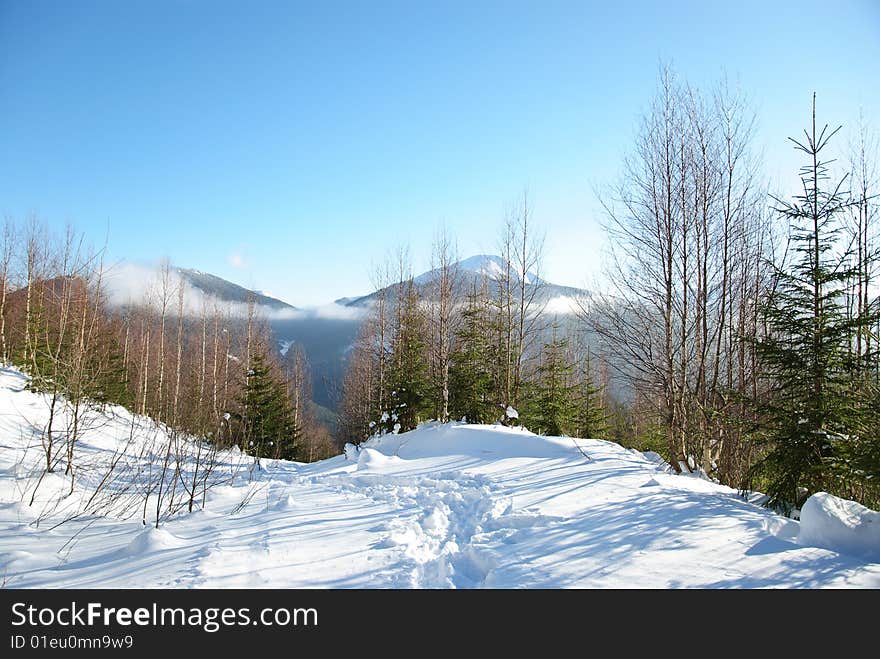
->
{"left": 1, "top": 366, "right": 878, "bottom": 589}
{"left": 126, "top": 527, "right": 185, "bottom": 555}
{"left": 343, "top": 442, "right": 359, "bottom": 461}
{"left": 356, "top": 448, "right": 404, "bottom": 471}
{"left": 414, "top": 255, "right": 540, "bottom": 287}
{"left": 798, "top": 492, "right": 880, "bottom": 561}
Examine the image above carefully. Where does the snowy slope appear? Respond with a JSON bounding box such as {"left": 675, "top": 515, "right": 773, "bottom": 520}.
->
{"left": 0, "top": 367, "right": 877, "bottom": 589}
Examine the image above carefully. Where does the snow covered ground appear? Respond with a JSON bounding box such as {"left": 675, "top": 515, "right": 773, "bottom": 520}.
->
{"left": 1, "top": 367, "right": 877, "bottom": 588}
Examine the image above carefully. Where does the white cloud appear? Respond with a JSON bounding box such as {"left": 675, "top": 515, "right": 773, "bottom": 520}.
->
{"left": 302, "top": 303, "right": 366, "bottom": 321}
{"left": 101, "top": 260, "right": 367, "bottom": 322}
{"left": 542, "top": 295, "right": 582, "bottom": 316}
{"left": 228, "top": 252, "right": 247, "bottom": 269}
{"left": 267, "top": 303, "right": 366, "bottom": 322}
{"left": 102, "top": 261, "right": 231, "bottom": 316}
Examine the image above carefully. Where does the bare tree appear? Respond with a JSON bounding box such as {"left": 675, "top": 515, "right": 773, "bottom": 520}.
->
{"left": 22, "top": 217, "right": 49, "bottom": 374}
{"left": 586, "top": 65, "right": 770, "bottom": 482}
{"left": 0, "top": 218, "right": 16, "bottom": 363}
{"left": 153, "top": 259, "right": 175, "bottom": 425}
{"left": 511, "top": 191, "right": 547, "bottom": 408}
{"left": 285, "top": 344, "right": 310, "bottom": 459}
{"left": 846, "top": 113, "right": 878, "bottom": 377}
{"left": 495, "top": 218, "right": 515, "bottom": 411}
{"left": 172, "top": 278, "right": 185, "bottom": 427}
{"left": 371, "top": 258, "right": 393, "bottom": 419}
{"left": 492, "top": 192, "right": 546, "bottom": 415}
{"left": 339, "top": 322, "right": 378, "bottom": 444}
{"left": 429, "top": 226, "right": 460, "bottom": 422}
{"left": 151, "top": 260, "right": 179, "bottom": 525}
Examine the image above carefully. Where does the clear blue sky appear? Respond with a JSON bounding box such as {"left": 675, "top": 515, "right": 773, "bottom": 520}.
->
{"left": 2, "top": 1, "right": 878, "bottom": 305}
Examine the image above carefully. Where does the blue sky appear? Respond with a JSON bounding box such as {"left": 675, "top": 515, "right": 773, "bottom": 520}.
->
{"left": 2, "top": 1, "right": 878, "bottom": 305}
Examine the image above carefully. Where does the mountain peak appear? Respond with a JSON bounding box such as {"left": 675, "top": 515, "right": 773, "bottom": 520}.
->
{"left": 339, "top": 255, "right": 585, "bottom": 311}
{"left": 457, "top": 254, "right": 506, "bottom": 278}
{"left": 414, "top": 254, "right": 540, "bottom": 286}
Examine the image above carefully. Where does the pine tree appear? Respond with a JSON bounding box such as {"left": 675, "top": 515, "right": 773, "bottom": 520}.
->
{"left": 234, "top": 350, "right": 298, "bottom": 461}
{"left": 751, "top": 96, "right": 861, "bottom": 512}
{"left": 525, "top": 329, "right": 577, "bottom": 436}
{"left": 449, "top": 285, "right": 498, "bottom": 423}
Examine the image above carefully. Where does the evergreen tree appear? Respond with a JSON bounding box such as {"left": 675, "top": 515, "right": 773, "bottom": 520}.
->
{"left": 841, "top": 383, "right": 880, "bottom": 507}
{"left": 751, "top": 96, "right": 863, "bottom": 512}
{"left": 23, "top": 283, "right": 53, "bottom": 387}
{"left": 381, "top": 282, "right": 430, "bottom": 433}
{"left": 573, "top": 352, "right": 607, "bottom": 439}
{"left": 449, "top": 285, "right": 498, "bottom": 423}
{"left": 525, "top": 329, "right": 577, "bottom": 436}
{"left": 87, "top": 320, "right": 133, "bottom": 409}
{"left": 234, "top": 350, "right": 299, "bottom": 460}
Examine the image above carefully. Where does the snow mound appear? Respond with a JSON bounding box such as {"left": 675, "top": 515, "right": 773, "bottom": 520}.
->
{"left": 362, "top": 422, "right": 571, "bottom": 461}
{"left": 357, "top": 448, "right": 404, "bottom": 471}
{"left": 126, "top": 527, "right": 185, "bottom": 555}
{"left": 798, "top": 492, "right": 880, "bottom": 561}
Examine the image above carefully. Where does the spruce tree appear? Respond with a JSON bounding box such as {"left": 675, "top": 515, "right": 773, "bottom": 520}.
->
{"left": 573, "top": 352, "right": 607, "bottom": 439}
{"left": 751, "top": 95, "right": 859, "bottom": 512}
{"left": 86, "top": 332, "right": 132, "bottom": 408}
{"left": 525, "top": 329, "right": 577, "bottom": 436}
{"left": 449, "top": 285, "right": 498, "bottom": 423}
{"left": 234, "top": 350, "right": 298, "bottom": 461}
{"left": 382, "top": 282, "right": 430, "bottom": 433}
{"left": 842, "top": 384, "right": 880, "bottom": 507}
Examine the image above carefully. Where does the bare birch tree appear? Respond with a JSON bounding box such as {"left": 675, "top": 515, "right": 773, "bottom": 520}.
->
{"left": 429, "top": 227, "right": 460, "bottom": 421}
{"left": 587, "top": 65, "right": 770, "bottom": 482}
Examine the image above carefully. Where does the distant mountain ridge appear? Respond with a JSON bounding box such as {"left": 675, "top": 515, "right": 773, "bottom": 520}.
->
{"left": 176, "top": 268, "right": 296, "bottom": 311}
{"left": 339, "top": 254, "right": 588, "bottom": 310}
{"left": 414, "top": 254, "right": 541, "bottom": 286}
{"left": 112, "top": 258, "right": 588, "bottom": 415}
